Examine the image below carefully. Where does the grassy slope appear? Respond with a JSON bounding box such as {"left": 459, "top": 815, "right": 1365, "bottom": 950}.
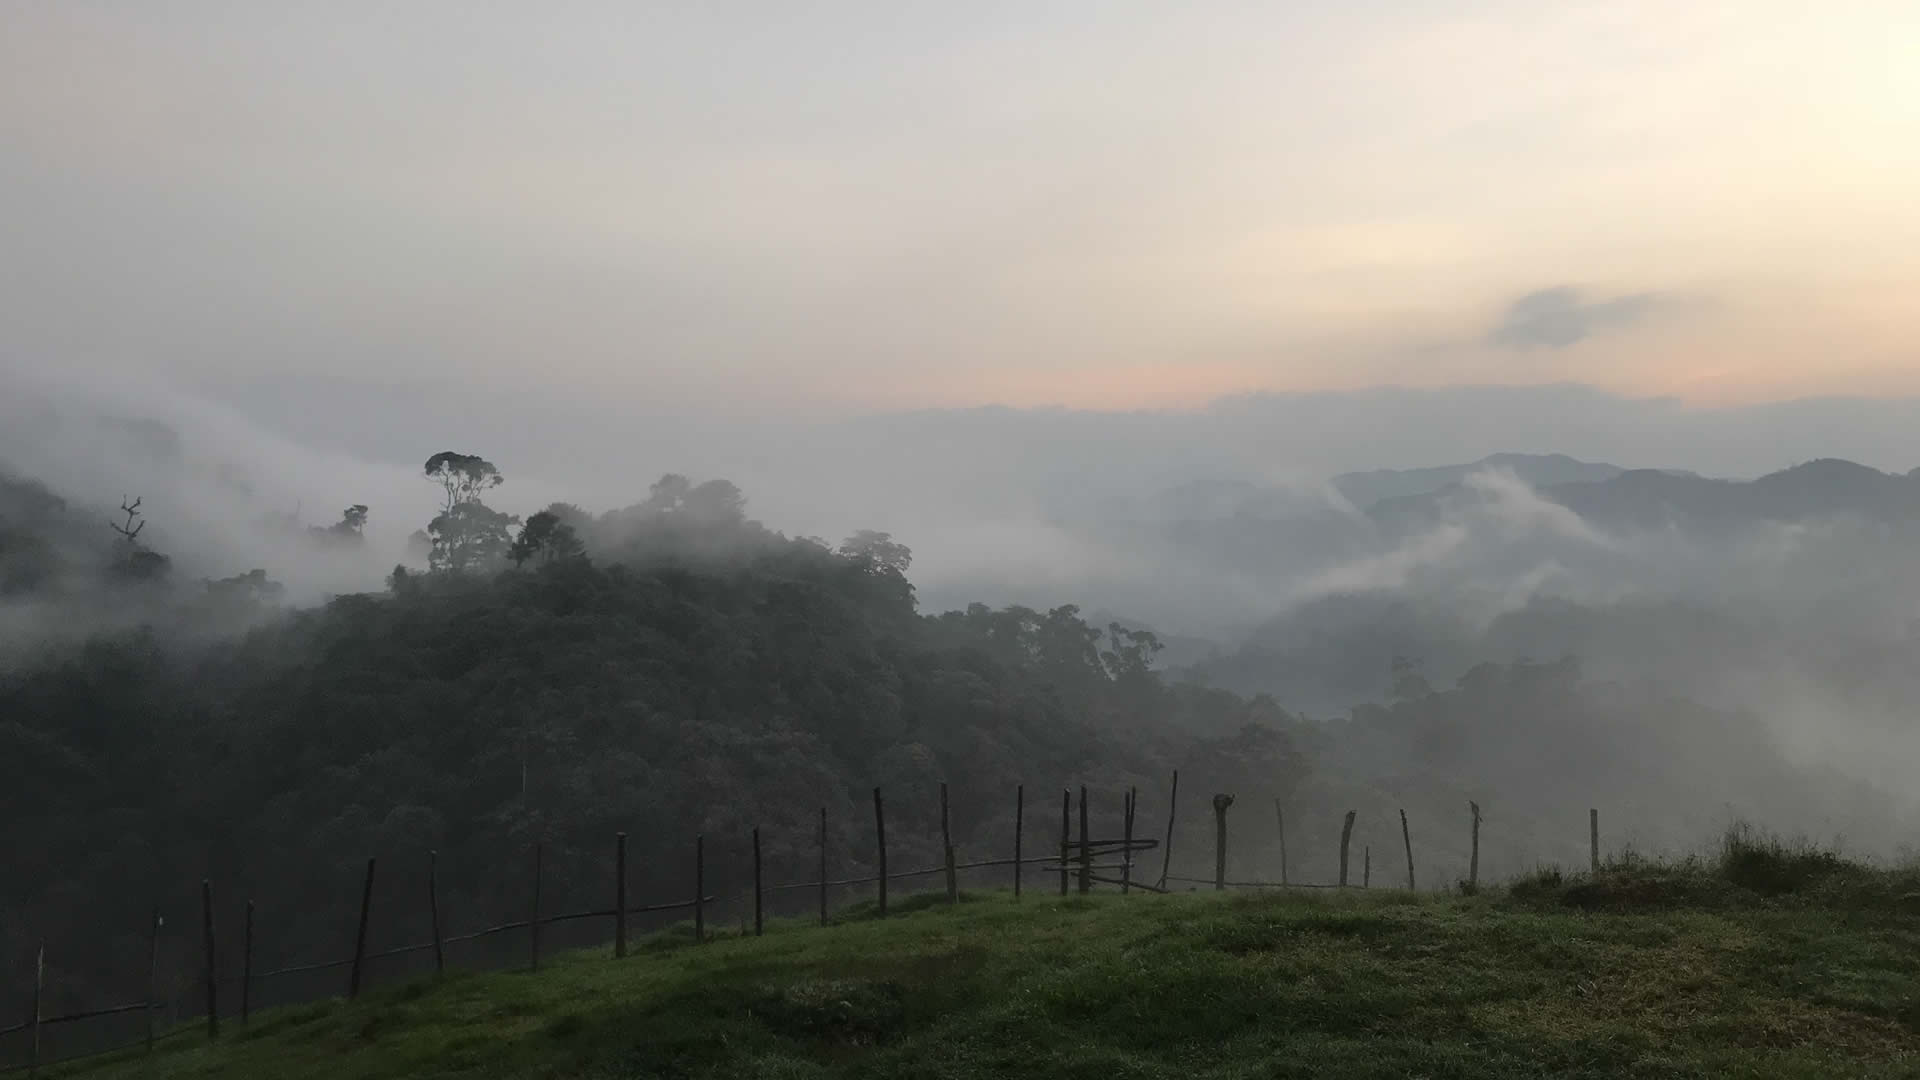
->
{"left": 56, "top": 881, "right": 1920, "bottom": 1080}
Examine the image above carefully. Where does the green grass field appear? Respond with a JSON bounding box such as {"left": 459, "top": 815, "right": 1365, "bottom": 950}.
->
{"left": 53, "top": 840, "right": 1920, "bottom": 1079}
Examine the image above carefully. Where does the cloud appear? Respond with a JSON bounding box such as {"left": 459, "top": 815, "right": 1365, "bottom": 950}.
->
{"left": 1488, "top": 287, "right": 1663, "bottom": 349}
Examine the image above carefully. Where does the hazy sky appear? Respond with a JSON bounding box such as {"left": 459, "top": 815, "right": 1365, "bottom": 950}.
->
{"left": 4, "top": 2, "right": 1918, "bottom": 414}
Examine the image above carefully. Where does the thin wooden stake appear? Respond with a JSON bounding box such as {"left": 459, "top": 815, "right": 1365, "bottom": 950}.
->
{"left": 349, "top": 857, "right": 376, "bottom": 998}
{"left": 1121, "top": 788, "right": 1135, "bottom": 894}
{"left": 241, "top": 900, "right": 254, "bottom": 1024}
{"left": 1013, "top": 785, "right": 1024, "bottom": 900}
{"left": 1400, "top": 809, "right": 1416, "bottom": 891}
{"left": 694, "top": 835, "right": 706, "bottom": 942}
{"left": 1078, "top": 785, "right": 1091, "bottom": 894}
{"left": 145, "top": 907, "right": 160, "bottom": 1055}
{"left": 1058, "top": 789, "right": 1070, "bottom": 896}
{"left": 818, "top": 806, "right": 829, "bottom": 926}
{"left": 1364, "top": 845, "right": 1371, "bottom": 888}
{"left": 1158, "top": 770, "right": 1179, "bottom": 889}
{"left": 615, "top": 833, "right": 629, "bottom": 958}
{"left": 872, "top": 787, "right": 888, "bottom": 917}
{"left": 1590, "top": 808, "right": 1600, "bottom": 874}
{"left": 429, "top": 850, "right": 444, "bottom": 975}
{"left": 1212, "top": 794, "right": 1234, "bottom": 890}
{"left": 941, "top": 781, "right": 957, "bottom": 905}
{"left": 201, "top": 880, "right": 218, "bottom": 1038}
{"left": 529, "top": 844, "right": 543, "bottom": 972}
{"left": 752, "top": 826, "right": 764, "bottom": 936}
{"left": 1338, "top": 811, "right": 1356, "bottom": 887}
{"left": 1469, "top": 802, "right": 1482, "bottom": 892}
{"left": 30, "top": 942, "right": 43, "bottom": 1076}
{"left": 1275, "top": 801, "right": 1289, "bottom": 886}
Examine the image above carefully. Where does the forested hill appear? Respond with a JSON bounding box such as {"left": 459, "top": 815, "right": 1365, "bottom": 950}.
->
{"left": 0, "top": 460, "right": 1897, "bottom": 1029}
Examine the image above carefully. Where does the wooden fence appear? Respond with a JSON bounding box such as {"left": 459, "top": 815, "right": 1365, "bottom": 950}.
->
{"left": 2, "top": 779, "right": 1611, "bottom": 1074}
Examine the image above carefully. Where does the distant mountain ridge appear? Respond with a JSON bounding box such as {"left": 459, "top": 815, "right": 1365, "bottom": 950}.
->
{"left": 1332, "top": 453, "right": 1641, "bottom": 509}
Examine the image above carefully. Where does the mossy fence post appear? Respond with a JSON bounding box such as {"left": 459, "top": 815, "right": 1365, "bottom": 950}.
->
{"left": 1400, "top": 809, "right": 1416, "bottom": 891}
{"left": 241, "top": 900, "right": 254, "bottom": 1024}
{"left": 429, "top": 850, "right": 444, "bottom": 975}
{"left": 1363, "top": 845, "right": 1370, "bottom": 888}
{"left": 1590, "top": 808, "right": 1600, "bottom": 874}
{"left": 1058, "top": 789, "right": 1070, "bottom": 896}
{"left": 1121, "top": 788, "right": 1136, "bottom": 894}
{"left": 1274, "top": 800, "right": 1288, "bottom": 886}
{"left": 1013, "top": 784, "right": 1024, "bottom": 900}
{"left": 1338, "top": 811, "right": 1356, "bottom": 887}
{"left": 1211, "top": 794, "right": 1234, "bottom": 890}
{"left": 1078, "top": 785, "right": 1091, "bottom": 894}
{"left": 872, "top": 787, "right": 888, "bottom": 917}
{"left": 201, "top": 880, "right": 218, "bottom": 1039}
{"left": 1158, "top": 770, "right": 1179, "bottom": 890}
{"left": 941, "top": 782, "right": 957, "bottom": 905}
{"left": 1469, "top": 802, "right": 1482, "bottom": 892}
{"left": 694, "top": 835, "right": 706, "bottom": 942}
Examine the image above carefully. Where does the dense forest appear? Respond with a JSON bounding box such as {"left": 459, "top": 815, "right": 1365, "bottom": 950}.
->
{"left": 0, "top": 453, "right": 1899, "bottom": 1025}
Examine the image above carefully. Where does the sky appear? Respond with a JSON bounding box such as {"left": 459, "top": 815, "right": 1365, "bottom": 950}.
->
{"left": 3, "top": 1, "right": 1918, "bottom": 418}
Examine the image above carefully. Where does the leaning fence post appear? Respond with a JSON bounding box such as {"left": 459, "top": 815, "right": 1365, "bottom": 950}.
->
{"left": 615, "top": 832, "right": 629, "bottom": 958}
{"left": 1275, "top": 801, "right": 1289, "bottom": 886}
{"left": 752, "top": 826, "right": 764, "bottom": 936}
{"left": 1158, "top": 770, "right": 1179, "bottom": 889}
{"left": 30, "top": 942, "right": 43, "bottom": 1076}
{"left": 201, "top": 880, "right": 219, "bottom": 1039}
{"left": 1212, "top": 794, "right": 1234, "bottom": 890}
{"left": 429, "top": 850, "right": 445, "bottom": 975}
{"left": 528, "top": 844, "right": 543, "bottom": 972}
{"left": 146, "top": 907, "right": 161, "bottom": 1054}
{"left": 1590, "top": 808, "right": 1600, "bottom": 874}
{"left": 1469, "top": 802, "right": 1482, "bottom": 892}
{"left": 1013, "top": 785, "right": 1024, "bottom": 900}
{"left": 1400, "top": 809, "right": 1416, "bottom": 891}
{"left": 1121, "top": 788, "right": 1136, "bottom": 894}
{"left": 1338, "top": 811, "right": 1356, "bottom": 887}
{"left": 941, "top": 781, "right": 957, "bottom": 905}
{"left": 349, "top": 857, "right": 376, "bottom": 997}
{"left": 694, "top": 835, "right": 706, "bottom": 942}
{"left": 818, "top": 806, "right": 829, "bottom": 926}
{"left": 872, "top": 787, "right": 888, "bottom": 917}
{"left": 241, "top": 900, "right": 254, "bottom": 1024}
{"left": 1078, "top": 785, "right": 1091, "bottom": 894}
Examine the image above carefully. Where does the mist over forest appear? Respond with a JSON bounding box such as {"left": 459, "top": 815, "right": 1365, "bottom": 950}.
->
{"left": 5, "top": 369, "right": 1920, "bottom": 1023}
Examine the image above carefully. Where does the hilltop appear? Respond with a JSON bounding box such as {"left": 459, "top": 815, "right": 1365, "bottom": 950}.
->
{"left": 51, "top": 856, "right": 1920, "bottom": 1080}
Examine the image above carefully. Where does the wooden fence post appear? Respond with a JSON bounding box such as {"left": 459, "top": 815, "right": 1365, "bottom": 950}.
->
{"left": 1338, "top": 811, "right": 1355, "bottom": 887}
{"left": 30, "top": 942, "right": 43, "bottom": 1076}
{"left": 529, "top": 844, "right": 542, "bottom": 972}
{"left": 1121, "top": 788, "right": 1135, "bottom": 894}
{"left": 146, "top": 907, "right": 160, "bottom": 1055}
{"left": 752, "top": 826, "right": 764, "bottom": 936}
{"left": 1158, "top": 770, "right": 1179, "bottom": 889}
{"left": 1364, "top": 845, "right": 1371, "bottom": 888}
{"left": 1275, "top": 801, "right": 1289, "bottom": 886}
{"left": 1469, "top": 802, "right": 1482, "bottom": 892}
{"left": 1013, "top": 785, "right": 1024, "bottom": 900}
{"left": 1212, "top": 795, "right": 1234, "bottom": 890}
{"left": 941, "top": 782, "right": 957, "bottom": 905}
{"left": 201, "top": 880, "right": 218, "bottom": 1038}
{"left": 872, "top": 787, "right": 888, "bottom": 918}
{"left": 615, "top": 833, "right": 628, "bottom": 958}
{"left": 1077, "top": 785, "right": 1091, "bottom": 894}
{"left": 241, "top": 900, "right": 254, "bottom": 1024}
{"left": 694, "top": 835, "right": 706, "bottom": 942}
{"left": 1058, "top": 789, "right": 1070, "bottom": 896}
{"left": 349, "top": 857, "right": 376, "bottom": 998}
{"left": 1400, "top": 809, "right": 1416, "bottom": 891}
{"left": 818, "top": 806, "right": 829, "bottom": 926}
{"left": 429, "top": 850, "right": 445, "bottom": 976}
{"left": 1590, "top": 808, "right": 1600, "bottom": 874}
